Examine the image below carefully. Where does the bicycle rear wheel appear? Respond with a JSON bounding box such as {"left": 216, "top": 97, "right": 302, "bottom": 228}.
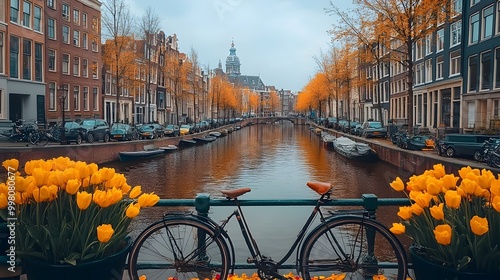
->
{"left": 128, "top": 218, "right": 231, "bottom": 280}
{"left": 36, "top": 132, "right": 50, "bottom": 146}
{"left": 300, "top": 216, "right": 407, "bottom": 280}
{"left": 28, "top": 132, "right": 40, "bottom": 145}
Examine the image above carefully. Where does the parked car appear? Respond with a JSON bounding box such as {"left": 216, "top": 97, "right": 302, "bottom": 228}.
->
{"left": 179, "top": 124, "right": 191, "bottom": 135}
{"left": 110, "top": 123, "right": 138, "bottom": 141}
{"left": 360, "top": 121, "right": 387, "bottom": 138}
{"left": 62, "top": 121, "right": 85, "bottom": 144}
{"left": 79, "top": 119, "right": 111, "bottom": 143}
{"left": 137, "top": 124, "right": 157, "bottom": 139}
{"left": 437, "top": 134, "right": 493, "bottom": 159}
{"left": 147, "top": 123, "right": 165, "bottom": 138}
{"left": 164, "top": 124, "right": 180, "bottom": 137}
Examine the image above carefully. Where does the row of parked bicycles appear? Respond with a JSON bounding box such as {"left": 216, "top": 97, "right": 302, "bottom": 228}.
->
{"left": 0, "top": 119, "right": 67, "bottom": 146}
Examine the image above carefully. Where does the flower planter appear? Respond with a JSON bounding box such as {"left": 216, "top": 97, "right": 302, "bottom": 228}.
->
{"left": 410, "top": 245, "right": 498, "bottom": 280}
{"left": 22, "top": 239, "right": 132, "bottom": 280}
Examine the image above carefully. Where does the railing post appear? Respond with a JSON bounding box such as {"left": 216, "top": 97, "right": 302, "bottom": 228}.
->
{"left": 362, "top": 194, "right": 379, "bottom": 276}
{"left": 195, "top": 193, "right": 211, "bottom": 217}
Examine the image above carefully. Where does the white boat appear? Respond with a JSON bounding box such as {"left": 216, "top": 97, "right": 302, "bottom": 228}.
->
{"left": 321, "top": 132, "right": 336, "bottom": 149}
{"left": 118, "top": 149, "right": 165, "bottom": 162}
{"left": 332, "top": 137, "right": 378, "bottom": 161}
{"left": 208, "top": 131, "right": 222, "bottom": 137}
{"left": 159, "top": 145, "right": 178, "bottom": 152}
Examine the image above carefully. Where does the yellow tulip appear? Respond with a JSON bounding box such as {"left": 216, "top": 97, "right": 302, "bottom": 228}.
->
{"left": 430, "top": 203, "right": 444, "bottom": 221}
{"left": 53, "top": 156, "right": 72, "bottom": 171}
{"left": 459, "top": 178, "right": 477, "bottom": 195}
{"left": 126, "top": 203, "right": 141, "bottom": 218}
{"left": 65, "top": 179, "right": 81, "bottom": 195}
{"left": 0, "top": 183, "right": 6, "bottom": 196}
{"left": 458, "top": 166, "right": 479, "bottom": 180}
{"left": 90, "top": 172, "right": 103, "bottom": 185}
{"left": 139, "top": 276, "right": 146, "bottom": 280}
{"left": 88, "top": 163, "right": 99, "bottom": 175}
{"left": 32, "top": 168, "right": 50, "bottom": 187}
{"left": 373, "top": 275, "right": 387, "bottom": 280}
{"left": 109, "top": 188, "right": 123, "bottom": 205}
{"left": 444, "top": 190, "right": 461, "bottom": 209}
{"left": 426, "top": 177, "right": 443, "bottom": 195}
{"left": 121, "top": 183, "right": 131, "bottom": 194}
{"left": 33, "top": 186, "right": 51, "bottom": 203}
{"left": 390, "top": 223, "right": 405, "bottom": 235}
{"left": 2, "top": 159, "right": 19, "bottom": 172}
{"left": 93, "top": 189, "right": 112, "bottom": 208}
{"left": 414, "top": 192, "right": 432, "bottom": 208}
{"left": 105, "top": 173, "right": 126, "bottom": 189}
{"left": 99, "top": 167, "right": 116, "bottom": 181}
{"left": 76, "top": 191, "right": 92, "bottom": 210}
{"left": 62, "top": 168, "right": 79, "bottom": 183}
{"left": 14, "top": 192, "right": 24, "bottom": 204}
{"left": 490, "top": 179, "right": 500, "bottom": 197}
{"left": 138, "top": 193, "right": 160, "bottom": 207}
{"left": 433, "top": 224, "right": 452, "bottom": 245}
{"left": 470, "top": 216, "right": 488, "bottom": 236}
{"left": 492, "top": 196, "right": 500, "bottom": 212}
{"left": 432, "top": 163, "right": 446, "bottom": 179}
{"left": 410, "top": 203, "right": 424, "bottom": 215}
{"left": 74, "top": 161, "right": 90, "bottom": 179}
{"left": 40, "top": 160, "right": 53, "bottom": 171}
{"left": 477, "top": 172, "right": 494, "bottom": 190}
{"left": 129, "top": 186, "right": 142, "bottom": 199}
{"left": 82, "top": 177, "right": 90, "bottom": 188}
{"left": 0, "top": 193, "right": 8, "bottom": 209}
{"left": 397, "top": 206, "right": 413, "bottom": 220}
{"left": 390, "top": 177, "right": 405, "bottom": 192}
{"left": 440, "top": 174, "right": 459, "bottom": 190}
{"left": 96, "top": 224, "right": 114, "bottom": 243}
{"left": 47, "top": 170, "right": 65, "bottom": 187}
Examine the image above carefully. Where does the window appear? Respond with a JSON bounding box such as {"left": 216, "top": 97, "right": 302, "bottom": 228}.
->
{"left": 469, "top": 55, "right": 478, "bottom": 92}
{"left": 92, "top": 61, "right": 98, "bottom": 79}
{"left": 82, "top": 13, "right": 87, "bottom": 27}
{"left": 82, "top": 33, "right": 88, "bottom": 49}
{"left": 436, "top": 29, "right": 444, "bottom": 52}
{"left": 62, "top": 3, "right": 69, "bottom": 20}
{"left": 62, "top": 53, "right": 69, "bottom": 74}
{"left": 452, "top": 0, "right": 462, "bottom": 16}
{"left": 73, "top": 86, "right": 80, "bottom": 111}
{"left": 497, "top": 1, "right": 500, "bottom": 35}
{"left": 415, "top": 62, "right": 424, "bottom": 85}
{"left": 91, "top": 37, "right": 98, "bottom": 52}
{"left": 34, "top": 5, "right": 41, "bottom": 32}
{"left": 73, "top": 9, "right": 79, "bottom": 25}
{"left": 82, "top": 58, "right": 88, "bottom": 77}
{"left": 47, "top": 0, "right": 54, "bottom": 9}
{"left": 483, "top": 5, "right": 494, "bottom": 39}
{"left": 451, "top": 21, "right": 462, "bottom": 46}
{"left": 10, "top": 0, "right": 19, "bottom": 23}
{"left": 415, "top": 39, "right": 424, "bottom": 60}
{"left": 83, "top": 87, "right": 89, "bottom": 111}
{"left": 470, "top": 13, "right": 480, "bottom": 44}
{"left": 47, "top": 18, "right": 55, "bottom": 39}
{"left": 495, "top": 49, "right": 500, "bottom": 88}
{"left": 10, "top": 36, "right": 19, "bottom": 78}
{"left": 48, "top": 49, "right": 56, "bottom": 71}
{"left": 425, "top": 34, "right": 432, "bottom": 55}
{"left": 425, "top": 59, "right": 432, "bottom": 82}
{"left": 49, "top": 82, "right": 56, "bottom": 111}
{"left": 437, "top": 56, "right": 444, "bottom": 79}
{"left": 62, "top": 25, "right": 69, "bottom": 43}
{"left": 35, "top": 43, "right": 42, "bottom": 81}
{"left": 471, "top": 0, "right": 480, "bottom": 6}
{"left": 0, "top": 33, "right": 3, "bottom": 74}
{"left": 22, "top": 39, "right": 31, "bottom": 80}
{"left": 22, "top": 1, "right": 30, "bottom": 28}
{"left": 450, "top": 50, "right": 461, "bottom": 76}
{"left": 92, "top": 16, "right": 98, "bottom": 31}
{"left": 72, "top": 57, "right": 79, "bottom": 76}
{"left": 481, "top": 51, "right": 492, "bottom": 90}
{"left": 92, "top": 87, "right": 98, "bottom": 110}
{"left": 73, "top": 30, "right": 79, "bottom": 47}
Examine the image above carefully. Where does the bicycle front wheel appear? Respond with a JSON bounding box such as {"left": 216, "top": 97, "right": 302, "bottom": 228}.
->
{"left": 128, "top": 218, "right": 231, "bottom": 280}
{"left": 28, "top": 132, "right": 40, "bottom": 145}
{"left": 300, "top": 216, "right": 407, "bottom": 280}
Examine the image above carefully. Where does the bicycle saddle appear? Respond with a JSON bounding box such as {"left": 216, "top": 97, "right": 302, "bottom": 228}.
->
{"left": 221, "top": 188, "right": 251, "bottom": 199}
{"left": 306, "top": 181, "right": 332, "bottom": 195}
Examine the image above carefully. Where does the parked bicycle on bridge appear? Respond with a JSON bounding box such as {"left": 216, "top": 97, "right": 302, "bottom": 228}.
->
{"left": 127, "top": 181, "right": 408, "bottom": 280}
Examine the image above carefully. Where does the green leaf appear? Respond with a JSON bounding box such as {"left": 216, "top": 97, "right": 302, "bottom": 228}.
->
{"left": 457, "top": 256, "right": 472, "bottom": 270}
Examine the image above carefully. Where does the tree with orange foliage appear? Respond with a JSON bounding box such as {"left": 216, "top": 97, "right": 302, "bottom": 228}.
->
{"left": 101, "top": 0, "right": 136, "bottom": 123}
{"left": 162, "top": 50, "right": 188, "bottom": 125}
{"left": 328, "top": 0, "right": 448, "bottom": 132}
{"left": 298, "top": 73, "right": 329, "bottom": 118}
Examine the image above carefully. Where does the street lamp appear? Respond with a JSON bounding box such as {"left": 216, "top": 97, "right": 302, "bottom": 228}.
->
{"left": 58, "top": 85, "right": 68, "bottom": 144}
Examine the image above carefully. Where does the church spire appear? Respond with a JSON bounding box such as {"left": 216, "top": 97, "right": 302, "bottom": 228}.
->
{"left": 226, "top": 40, "right": 240, "bottom": 77}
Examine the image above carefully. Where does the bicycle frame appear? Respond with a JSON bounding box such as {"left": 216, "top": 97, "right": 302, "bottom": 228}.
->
{"left": 208, "top": 191, "right": 358, "bottom": 279}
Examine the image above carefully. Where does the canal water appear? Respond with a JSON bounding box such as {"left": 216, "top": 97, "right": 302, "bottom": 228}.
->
{"left": 105, "top": 122, "right": 412, "bottom": 270}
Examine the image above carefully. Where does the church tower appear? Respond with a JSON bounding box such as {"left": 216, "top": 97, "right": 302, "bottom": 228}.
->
{"left": 225, "top": 41, "right": 241, "bottom": 78}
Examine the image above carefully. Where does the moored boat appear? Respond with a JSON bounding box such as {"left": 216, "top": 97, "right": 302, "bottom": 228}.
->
{"left": 178, "top": 139, "right": 197, "bottom": 147}
{"left": 208, "top": 131, "right": 222, "bottom": 137}
{"left": 332, "top": 137, "right": 378, "bottom": 161}
{"left": 118, "top": 149, "right": 165, "bottom": 162}
{"left": 321, "top": 132, "right": 336, "bottom": 150}
{"left": 192, "top": 136, "right": 217, "bottom": 143}
{"left": 159, "top": 144, "right": 178, "bottom": 152}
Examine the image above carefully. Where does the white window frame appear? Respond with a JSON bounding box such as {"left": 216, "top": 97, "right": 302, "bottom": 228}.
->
{"left": 436, "top": 28, "right": 444, "bottom": 52}
{"left": 92, "top": 87, "right": 99, "bottom": 111}
{"left": 82, "top": 58, "right": 88, "bottom": 77}
{"left": 470, "top": 12, "right": 480, "bottom": 44}
{"left": 73, "top": 30, "right": 79, "bottom": 47}
{"left": 83, "top": 86, "right": 89, "bottom": 111}
{"left": 47, "top": 18, "right": 56, "bottom": 39}
{"left": 437, "top": 56, "right": 444, "bottom": 79}
{"left": 22, "top": 1, "right": 30, "bottom": 28}
{"left": 425, "top": 59, "right": 433, "bottom": 83}
{"left": 73, "top": 9, "right": 79, "bottom": 25}
{"left": 73, "top": 56, "right": 80, "bottom": 76}
{"left": 34, "top": 5, "right": 42, "bottom": 32}
{"left": 82, "top": 33, "right": 88, "bottom": 49}
{"left": 450, "top": 51, "right": 461, "bottom": 76}
{"left": 62, "top": 53, "right": 69, "bottom": 75}
{"left": 62, "top": 25, "right": 69, "bottom": 44}
{"left": 49, "top": 82, "right": 57, "bottom": 111}
{"left": 450, "top": 21, "right": 462, "bottom": 47}
{"left": 48, "top": 49, "right": 56, "bottom": 71}
{"left": 62, "top": 3, "right": 69, "bottom": 21}
{"left": 73, "top": 85, "right": 80, "bottom": 111}
{"left": 10, "top": 0, "right": 19, "bottom": 24}
{"left": 483, "top": 5, "right": 494, "bottom": 40}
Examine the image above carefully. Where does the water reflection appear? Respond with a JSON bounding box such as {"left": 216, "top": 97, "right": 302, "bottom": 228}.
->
{"left": 105, "top": 123, "right": 413, "bottom": 267}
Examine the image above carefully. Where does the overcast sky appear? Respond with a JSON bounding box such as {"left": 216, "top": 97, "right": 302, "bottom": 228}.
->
{"left": 124, "top": 0, "right": 352, "bottom": 92}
